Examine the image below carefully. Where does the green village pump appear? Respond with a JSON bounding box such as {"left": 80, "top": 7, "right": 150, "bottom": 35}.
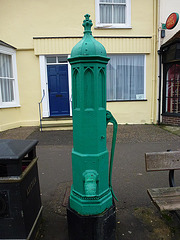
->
{"left": 67, "top": 14, "right": 117, "bottom": 240}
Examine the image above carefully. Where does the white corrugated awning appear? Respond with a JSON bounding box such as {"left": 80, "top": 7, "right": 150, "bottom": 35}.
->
{"left": 33, "top": 36, "right": 152, "bottom": 55}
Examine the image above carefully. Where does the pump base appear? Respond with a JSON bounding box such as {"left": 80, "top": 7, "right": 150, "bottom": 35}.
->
{"left": 67, "top": 200, "right": 116, "bottom": 240}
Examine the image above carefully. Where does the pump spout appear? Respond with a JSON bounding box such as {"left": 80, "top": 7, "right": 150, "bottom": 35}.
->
{"left": 83, "top": 170, "right": 98, "bottom": 196}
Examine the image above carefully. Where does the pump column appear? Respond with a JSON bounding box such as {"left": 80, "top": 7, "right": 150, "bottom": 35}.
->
{"left": 67, "top": 14, "right": 117, "bottom": 240}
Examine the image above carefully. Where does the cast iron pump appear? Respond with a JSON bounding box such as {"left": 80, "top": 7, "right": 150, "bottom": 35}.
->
{"left": 68, "top": 14, "right": 117, "bottom": 216}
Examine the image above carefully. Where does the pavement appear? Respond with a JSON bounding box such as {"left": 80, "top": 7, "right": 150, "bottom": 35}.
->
{"left": 1, "top": 124, "right": 180, "bottom": 240}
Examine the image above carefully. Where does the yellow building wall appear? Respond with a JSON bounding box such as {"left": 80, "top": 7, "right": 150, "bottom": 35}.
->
{"left": 0, "top": 0, "right": 158, "bottom": 131}
{"left": 0, "top": 50, "right": 41, "bottom": 131}
{"left": 0, "top": 108, "right": 21, "bottom": 131}
{"left": 0, "top": 0, "right": 154, "bottom": 48}
{"left": 107, "top": 101, "right": 151, "bottom": 124}
{"left": 16, "top": 50, "right": 41, "bottom": 125}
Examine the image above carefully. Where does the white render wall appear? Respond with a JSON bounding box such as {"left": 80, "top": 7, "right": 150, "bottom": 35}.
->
{"left": 157, "top": 0, "right": 180, "bottom": 124}
{"left": 159, "top": 0, "right": 180, "bottom": 47}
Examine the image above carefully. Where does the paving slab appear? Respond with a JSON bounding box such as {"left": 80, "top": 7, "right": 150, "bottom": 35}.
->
{"left": 0, "top": 126, "right": 38, "bottom": 140}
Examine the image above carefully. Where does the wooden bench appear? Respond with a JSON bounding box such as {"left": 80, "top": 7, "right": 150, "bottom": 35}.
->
{"left": 145, "top": 151, "right": 180, "bottom": 212}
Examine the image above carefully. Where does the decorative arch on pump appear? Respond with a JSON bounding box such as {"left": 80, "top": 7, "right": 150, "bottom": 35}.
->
{"left": 98, "top": 67, "right": 106, "bottom": 109}
{"left": 73, "top": 67, "right": 80, "bottom": 110}
{"left": 84, "top": 67, "right": 94, "bottom": 109}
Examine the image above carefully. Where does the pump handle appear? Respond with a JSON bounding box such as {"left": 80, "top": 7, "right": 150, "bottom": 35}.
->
{"left": 106, "top": 110, "right": 118, "bottom": 201}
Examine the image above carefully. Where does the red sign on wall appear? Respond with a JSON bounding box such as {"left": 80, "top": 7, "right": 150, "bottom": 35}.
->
{"left": 166, "top": 13, "right": 179, "bottom": 30}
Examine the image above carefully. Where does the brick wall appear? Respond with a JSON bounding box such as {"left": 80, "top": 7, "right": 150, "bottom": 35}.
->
{"left": 162, "top": 115, "right": 180, "bottom": 126}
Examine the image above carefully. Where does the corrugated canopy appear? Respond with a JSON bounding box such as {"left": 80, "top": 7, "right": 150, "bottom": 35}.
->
{"left": 161, "top": 30, "right": 180, "bottom": 63}
{"left": 161, "top": 30, "right": 180, "bottom": 49}
{"left": 33, "top": 37, "right": 152, "bottom": 55}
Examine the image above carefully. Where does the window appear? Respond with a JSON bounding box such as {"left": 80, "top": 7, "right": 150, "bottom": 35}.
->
{"left": 46, "top": 55, "right": 68, "bottom": 64}
{"left": 106, "top": 54, "right": 145, "bottom": 101}
{"left": 0, "top": 45, "right": 19, "bottom": 108}
{"left": 95, "top": 0, "right": 131, "bottom": 28}
{"left": 165, "top": 63, "right": 180, "bottom": 114}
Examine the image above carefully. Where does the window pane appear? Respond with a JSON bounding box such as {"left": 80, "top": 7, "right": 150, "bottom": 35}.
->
{"left": 0, "top": 78, "right": 14, "bottom": 102}
{"left": 58, "top": 56, "right": 68, "bottom": 63}
{"left": 113, "top": 0, "right": 126, "bottom": 3}
{"left": 166, "top": 64, "right": 180, "bottom": 113}
{"left": 46, "top": 57, "right": 56, "bottom": 63}
{"left": 106, "top": 55, "right": 145, "bottom": 101}
{"left": 0, "top": 53, "right": 15, "bottom": 103}
{"left": 100, "top": 0, "right": 112, "bottom": 2}
{"left": 0, "top": 53, "right": 13, "bottom": 78}
{"left": 100, "top": 4, "right": 112, "bottom": 23}
{"left": 113, "top": 5, "right": 125, "bottom": 23}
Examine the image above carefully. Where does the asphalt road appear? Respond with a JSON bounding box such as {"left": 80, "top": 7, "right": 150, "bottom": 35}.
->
{"left": 26, "top": 125, "right": 180, "bottom": 240}
{"left": 1, "top": 124, "right": 180, "bottom": 239}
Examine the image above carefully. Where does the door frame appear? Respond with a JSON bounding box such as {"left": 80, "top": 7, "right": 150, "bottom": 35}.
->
{"left": 39, "top": 55, "right": 72, "bottom": 118}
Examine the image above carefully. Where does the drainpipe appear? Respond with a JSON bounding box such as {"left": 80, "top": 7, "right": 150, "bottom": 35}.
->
{"left": 157, "top": 49, "right": 162, "bottom": 124}
{"left": 151, "top": 0, "right": 158, "bottom": 123}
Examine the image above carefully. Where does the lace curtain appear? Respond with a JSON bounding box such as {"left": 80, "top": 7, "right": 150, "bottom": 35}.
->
{"left": 0, "top": 53, "right": 14, "bottom": 102}
{"left": 106, "top": 54, "right": 145, "bottom": 101}
{"left": 100, "top": 0, "right": 126, "bottom": 24}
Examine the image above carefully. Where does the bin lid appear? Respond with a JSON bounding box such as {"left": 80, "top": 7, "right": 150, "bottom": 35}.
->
{"left": 0, "top": 139, "right": 38, "bottom": 161}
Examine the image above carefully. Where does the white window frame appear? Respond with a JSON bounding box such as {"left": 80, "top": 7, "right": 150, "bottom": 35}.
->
{"left": 95, "top": 0, "right": 131, "bottom": 29}
{"left": 0, "top": 45, "right": 20, "bottom": 108}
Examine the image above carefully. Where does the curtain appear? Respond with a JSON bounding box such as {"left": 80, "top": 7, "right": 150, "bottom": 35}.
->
{"left": 100, "top": 0, "right": 126, "bottom": 24}
{"left": 0, "top": 53, "right": 14, "bottom": 102}
{"left": 106, "top": 54, "right": 145, "bottom": 101}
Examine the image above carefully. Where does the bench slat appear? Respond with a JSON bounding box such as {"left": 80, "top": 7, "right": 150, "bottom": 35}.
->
{"left": 145, "top": 151, "right": 180, "bottom": 172}
{"left": 148, "top": 187, "right": 180, "bottom": 211}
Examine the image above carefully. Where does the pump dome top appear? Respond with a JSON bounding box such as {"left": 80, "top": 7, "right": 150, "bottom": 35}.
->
{"left": 70, "top": 14, "right": 107, "bottom": 58}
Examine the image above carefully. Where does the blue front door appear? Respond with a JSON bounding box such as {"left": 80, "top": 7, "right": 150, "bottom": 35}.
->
{"left": 47, "top": 64, "right": 70, "bottom": 116}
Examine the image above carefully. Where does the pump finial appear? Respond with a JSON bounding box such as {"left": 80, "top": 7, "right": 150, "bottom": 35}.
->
{"left": 82, "top": 14, "right": 93, "bottom": 33}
